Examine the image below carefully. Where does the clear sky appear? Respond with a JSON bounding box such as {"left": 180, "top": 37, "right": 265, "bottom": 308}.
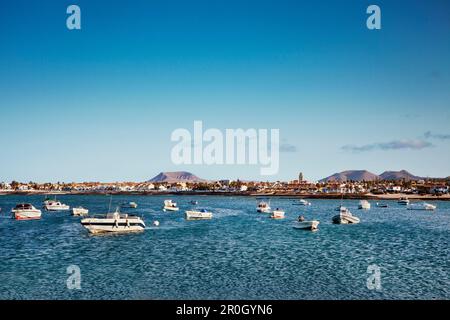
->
{"left": 1, "top": 0, "right": 449, "bottom": 182}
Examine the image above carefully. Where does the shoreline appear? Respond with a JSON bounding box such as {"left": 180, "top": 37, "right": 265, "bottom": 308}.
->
{"left": 1, "top": 190, "right": 449, "bottom": 201}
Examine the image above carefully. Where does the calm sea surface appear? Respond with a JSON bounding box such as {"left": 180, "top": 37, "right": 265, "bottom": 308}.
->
{"left": 0, "top": 195, "right": 449, "bottom": 300}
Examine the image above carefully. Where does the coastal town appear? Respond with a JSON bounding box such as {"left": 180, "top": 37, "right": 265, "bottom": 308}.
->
{"left": 1, "top": 171, "right": 449, "bottom": 199}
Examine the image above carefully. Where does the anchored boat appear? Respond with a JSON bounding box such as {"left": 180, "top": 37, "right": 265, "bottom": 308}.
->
{"left": 407, "top": 202, "right": 436, "bottom": 211}
{"left": 163, "top": 199, "right": 179, "bottom": 211}
{"left": 72, "top": 206, "right": 89, "bottom": 216}
{"left": 256, "top": 200, "right": 271, "bottom": 213}
{"left": 81, "top": 209, "right": 145, "bottom": 234}
{"left": 11, "top": 203, "right": 42, "bottom": 220}
{"left": 185, "top": 209, "right": 212, "bottom": 220}
{"left": 121, "top": 202, "right": 138, "bottom": 209}
{"left": 398, "top": 197, "right": 410, "bottom": 205}
{"left": 376, "top": 202, "right": 388, "bottom": 208}
{"left": 294, "top": 216, "right": 319, "bottom": 230}
{"left": 332, "top": 207, "right": 360, "bottom": 224}
{"left": 43, "top": 198, "right": 70, "bottom": 211}
{"left": 270, "top": 209, "right": 285, "bottom": 219}
{"left": 358, "top": 200, "right": 371, "bottom": 210}
{"left": 296, "top": 199, "right": 311, "bottom": 206}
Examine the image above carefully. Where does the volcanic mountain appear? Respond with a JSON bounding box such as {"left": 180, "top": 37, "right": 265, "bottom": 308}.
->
{"left": 379, "top": 170, "right": 422, "bottom": 181}
{"left": 319, "top": 170, "right": 379, "bottom": 182}
{"left": 147, "top": 171, "right": 205, "bottom": 183}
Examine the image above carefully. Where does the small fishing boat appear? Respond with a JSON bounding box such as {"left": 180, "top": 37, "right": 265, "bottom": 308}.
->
{"left": 44, "top": 200, "right": 70, "bottom": 211}
{"left": 72, "top": 206, "right": 89, "bottom": 216}
{"left": 398, "top": 197, "right": 410, "bottom": 205}
{"left": 407, "top": 202, "right": 436, "bottom": 211}
{"left": 163, "top": 199, "right": 179, "bottom": 211}
{"left": 298, "top": 199, "right": 311, "bottom": 206}
{"left": 376, "top": 202, "right": 388, "bottom": 208}
{"left": 332, "top": 207, "right": 360, "bottom": 224}
{"left": 80, "top": 209, "right": 145, "bottom": 234}
{"left": 358, "top": 200, "right": 371, "bottom": 210}
{"left": 185, "top": 209, "right": 212, "bottom": 220}
{"left": 270, "top": 209, "right": 285, "bottom": 219}
{"left": 190, "top": 200, "right": 198, "bottom": 205}
{"left": 11, "top": 203, "right": 42, "bottom": 220}
{"left": 256, "top": 200, "right": 271, "bottom": 213}
{"left": 121, "top": 202, "right": 138, "bottom": 209}
{"left": 294, "top": 216, "right": 319, "bottom": 230}
{"left": 293, "top": 199, "right": 311, "bottom": 206}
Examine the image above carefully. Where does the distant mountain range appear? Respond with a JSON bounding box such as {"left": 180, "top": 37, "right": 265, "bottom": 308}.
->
{"left": 320, "top": 170, "right": 425, "bottom": 182}
{"left": 147, "top": 171, "right": 205, "bottom": 183}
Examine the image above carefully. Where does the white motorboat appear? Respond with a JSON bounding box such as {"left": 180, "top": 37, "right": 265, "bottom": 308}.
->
{"left": 185, "top": 209, "right": 212, "bottom": 220}
{"left": 81, "top": 210, "right": 145, "bottom": 234}
{"left": 332, "top": 207, "right": 360, "bottom": 224}
{"left": 293, "top": 219, "right": 319, "bottom": 230}
{"left": 44, "top": 200, "right": 70, "bottom": 211}
{"left": 163, "top": 199, "right": 179, "bottom": 211}
{"left": 358, "top": 200, "right": 371, "bottom": 210}
{"left": 121, "top": 202, "right": 138, "bottom": 209}
{"left": 256, "top": 200, "right": 271, "bottom": 213}
{"left": 72, "top": 206, "right": 89, "bottom": 216}
{"left": 398, "top": 197, "right": 410, "bottom": 205}
{"left": 11, "top": 203, "right": 42, "bottom": 220}
{"left": 270, "top": 209, "right": 285, "bottom": 219}
{"left": 407, "top": 202, "right": 436, "bottom": 211}
{"left": 298, "top": 199, "right": 311, "bottom": 206}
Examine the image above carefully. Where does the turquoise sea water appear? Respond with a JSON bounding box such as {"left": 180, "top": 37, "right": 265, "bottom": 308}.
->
{"left": 0, "top": 195, "right": 449, "bottom": 300}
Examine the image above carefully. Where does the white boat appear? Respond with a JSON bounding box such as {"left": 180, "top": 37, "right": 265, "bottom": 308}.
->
{"left": 270, "top": 209, "right": 285, "bottom": 219}
{"left": 121, "top": 202, "right": 138, "bottom": 209}
{"left": 163, "top": 199, "right": 179, "bottom": 211}
{"left": 332, "top": 207, "right": 360, "bottom": 224}
{"left": 293, "top": 219, "right": 319, "bottom": 231}
{"left": 398, "top": 197, "right": 410, "bottom": 205}
{"left": 44, "top": 200, "right": 70, "bottom": 211}
{"left": 407, "top": 202, "right": 436, "bottom": 211}
{"left": 72, "top": 206, "right": 89, "bottom": 216}
{"left": 256, "top": 200, "right": 271, "bottom": 213}
{"left": 358, "top": 200, "right": 371, "bottom": 210}
{"left": 298, "top": 199, "right": 311, "bottom": 206}
{"left": 81, "top": 210, "right": 145, "bottom": 234}
{"left": 185, "top": 209, "right": 212, "bottom": 220}
{"left": 11, "top": 203, "right": 42, "bottom": 220}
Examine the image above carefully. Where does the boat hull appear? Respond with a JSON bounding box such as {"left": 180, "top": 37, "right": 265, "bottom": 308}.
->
{"left": 45, "top": 205, "right": 70, "bottom": 211}
{"left": 164, "top": 206, "right": 179, "bottom": 211}
{"left": 13, "top": 210, "right": 42, "bottom": 220}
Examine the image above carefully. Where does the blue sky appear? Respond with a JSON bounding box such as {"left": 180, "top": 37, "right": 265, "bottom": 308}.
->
{"left": 1, "top": 0, "right": 449, "bottom": 182}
